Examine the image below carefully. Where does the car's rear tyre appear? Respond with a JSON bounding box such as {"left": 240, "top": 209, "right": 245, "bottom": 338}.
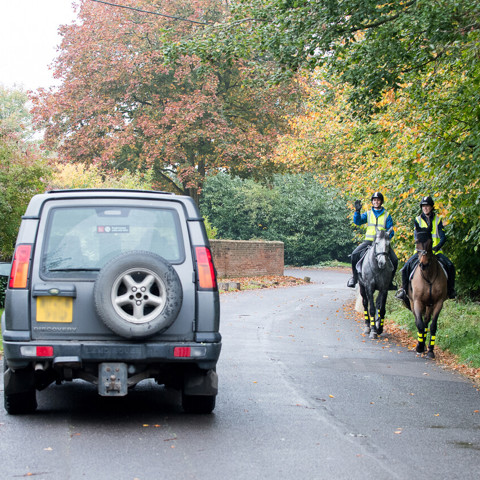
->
{"left": 3, "top": 359, "right": 37, "bottom": 415}
{"left": 182, "top": 393, "right": 216, "bottom": 414}
{"left": 94, "top": 251, "right": 183, "bottom": 339}
{"left": 4, "top": 391, "right": 37, "bottom": 415}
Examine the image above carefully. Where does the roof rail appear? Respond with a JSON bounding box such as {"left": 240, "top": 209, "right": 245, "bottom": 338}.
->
{"left": 46, "top": 188, "right": 174, "bottom": 195}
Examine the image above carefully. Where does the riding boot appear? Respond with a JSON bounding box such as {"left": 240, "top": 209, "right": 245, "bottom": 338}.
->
{"left": 389, "top": 250, "right": 398, "bottom": 290}
{"left": 440, "top": 255, "right": 456, "bottom": 299}
{"left": 395, "top": 265, "right": 410, "bottom": 308}
{"left": 447, "top": 276, "right": 456, "bottom": 299}
{"left": 347, "top": 252, "right": 359, "bottom": 288}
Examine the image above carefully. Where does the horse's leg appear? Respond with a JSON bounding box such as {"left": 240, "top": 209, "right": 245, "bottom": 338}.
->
{"left": 376, "top": 289, "right": 387, "bottom": 335}
{"left": 367, "top": 287, "right": 378, "bottom": 339}
{"left": 427, "top": 301, "right": 444, "bottom": 359}
{"left": 413, "top": 301, "right": 426, "bottom": 354}
{"left": 359, "top": 284, "right": 371, "bottom": 334}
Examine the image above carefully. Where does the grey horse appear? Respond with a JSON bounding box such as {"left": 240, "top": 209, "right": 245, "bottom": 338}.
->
{"left": 358, "top": 227, "right": 394, "bottom": 339}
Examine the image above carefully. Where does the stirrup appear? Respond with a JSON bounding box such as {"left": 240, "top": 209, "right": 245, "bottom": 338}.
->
{"left": 395, "top": 288, "right": 407, "bottom": 300}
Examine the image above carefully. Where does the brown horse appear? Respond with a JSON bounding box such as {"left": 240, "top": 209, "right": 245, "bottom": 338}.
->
{"left": 408, "top": 223, "right": 447, "bottom": 359}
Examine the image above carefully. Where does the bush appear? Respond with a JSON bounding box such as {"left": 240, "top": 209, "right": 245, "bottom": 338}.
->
{"left": 0, "top": 276, "right": 6, "bottom": 309}
{"left": 200, "top": 173, "right": 355, "bottom": 265}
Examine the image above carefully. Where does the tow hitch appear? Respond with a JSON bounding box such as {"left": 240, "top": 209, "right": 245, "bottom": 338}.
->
{"left": 98, "top": 363, "right": 128, "bottom": 396}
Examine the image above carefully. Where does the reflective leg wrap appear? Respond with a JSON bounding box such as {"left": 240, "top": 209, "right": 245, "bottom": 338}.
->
{"left": 430, "top": 335, "right": 436, "bottom": 347}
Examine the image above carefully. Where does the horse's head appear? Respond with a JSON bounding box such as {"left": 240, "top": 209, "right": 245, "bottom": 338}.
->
{"left": 414, "top": 222, "right": 433, "bottom": 268}
{"left": 373, "top": 227, "right": 391, "bottom": 269}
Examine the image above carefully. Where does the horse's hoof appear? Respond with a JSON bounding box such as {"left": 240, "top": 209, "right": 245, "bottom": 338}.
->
{"left": 377, "top": 327, "right": 383, "bottom": 335}
{"left": 416, "top": 344, "right": 425, "bottom": 354}
{"left": 363, "top": 327, "right": 371, "bottom": 335}
{"left": 369, "top": 331, "right": 378, "bottom": 339}
{"left": 427, "top": 351, "right": 435, "bottom": 359}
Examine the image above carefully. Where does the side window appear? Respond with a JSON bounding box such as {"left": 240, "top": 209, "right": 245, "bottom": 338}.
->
{"left": 41, "top": 206, "right": 184, "bottom": 278}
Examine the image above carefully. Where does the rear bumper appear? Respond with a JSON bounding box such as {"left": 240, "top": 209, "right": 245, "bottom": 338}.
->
{"left": 3, "top": 339, "right": 222, "bottom": 370}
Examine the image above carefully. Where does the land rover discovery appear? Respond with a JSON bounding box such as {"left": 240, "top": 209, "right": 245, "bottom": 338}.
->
{"left": 1, "top": 189, "right": 221, "bottom": 414}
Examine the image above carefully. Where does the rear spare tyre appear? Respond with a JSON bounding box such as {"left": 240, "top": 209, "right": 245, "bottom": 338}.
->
{"left": 94, "top": 251, "right": 183, "bottom": 339}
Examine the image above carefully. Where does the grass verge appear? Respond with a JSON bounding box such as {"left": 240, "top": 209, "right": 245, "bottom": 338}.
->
{"left": 385, "top": 296, "right": 480, "bottom": 384}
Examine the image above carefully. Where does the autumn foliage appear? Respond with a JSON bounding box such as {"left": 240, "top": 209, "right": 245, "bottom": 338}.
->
{"left": 31, "top": 0, "right": 298, "bottom": 203}
{"left": 274, "top": 67, "right": 480, "bottom": 296}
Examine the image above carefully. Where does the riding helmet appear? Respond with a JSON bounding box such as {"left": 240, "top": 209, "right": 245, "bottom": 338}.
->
{"left": 420, "top": 196, "right": 434, "bottom": 207}
{"left": 371, "top": 192, "right": 384, "bottom": 204}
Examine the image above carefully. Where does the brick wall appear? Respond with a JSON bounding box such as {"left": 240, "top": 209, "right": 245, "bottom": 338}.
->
{"left": 209, "top": 239, "right": 284, "bottom": 278}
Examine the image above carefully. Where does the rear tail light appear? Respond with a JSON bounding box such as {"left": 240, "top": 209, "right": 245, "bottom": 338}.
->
{"left": 20, "top": 346, "right": 54, "bottom": 357}
{"left": 195, "top": 246, "right": 217, "bottom": 290}
{"left": 174, "top": 346, "right": 206, "bottom": 358}
{"left": 9, "top": 244, "right": 32, "bottom": 289}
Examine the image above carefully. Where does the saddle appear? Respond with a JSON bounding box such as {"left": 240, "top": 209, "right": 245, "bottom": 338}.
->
{"left": 408, "top": 262, "right": 448, "bottom": 282}
{"left": 355, "top": 248, "right": 370, "bottom": 276}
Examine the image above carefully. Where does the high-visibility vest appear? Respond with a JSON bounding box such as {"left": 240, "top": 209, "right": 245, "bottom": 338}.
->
{"left": 415, "top": 214, "right": 443, "bottom": 254}
{"left": 365, "top": 209, "right": 388, "bottom": 241}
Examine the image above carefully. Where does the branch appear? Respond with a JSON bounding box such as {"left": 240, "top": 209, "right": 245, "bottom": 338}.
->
{"left": 89, "top": 0, "right": 210, "bottom": 25}
{"left": 348, "top": 1, "right": 417, "bottom": 34}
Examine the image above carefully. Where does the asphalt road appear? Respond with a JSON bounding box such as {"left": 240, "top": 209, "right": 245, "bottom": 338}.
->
{"left": 0, "top": 268, "right": 479, "bottom": 480}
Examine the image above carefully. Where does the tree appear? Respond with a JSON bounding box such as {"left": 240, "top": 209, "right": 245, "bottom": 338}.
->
{"left": 218, "top": 1, "right": 480, "bottom": 112}
{"left": 273, "top": 66, "right": 480, "bottom": 296}
{"left": 32, "top": 0, "right": 299, "bottom": 203}
{"left": 0, "top": 86, "right": 35, "bottom": 140}
{"left": 47, "top": 161, "right": 154, "bottom": 190}
{"left": 1, "top": 87, "right": 50, "bottom": 260}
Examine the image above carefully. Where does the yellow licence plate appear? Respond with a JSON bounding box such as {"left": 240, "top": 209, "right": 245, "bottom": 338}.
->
{"left": 36, "top": 297, "right": 73, "bottom": 323}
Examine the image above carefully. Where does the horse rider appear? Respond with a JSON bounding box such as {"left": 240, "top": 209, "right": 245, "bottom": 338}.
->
{"left": 347, "top": 192, "right": 398, "bottom": 289}
{"left": 396, "top": 195, "right": 456, "bottom": 301}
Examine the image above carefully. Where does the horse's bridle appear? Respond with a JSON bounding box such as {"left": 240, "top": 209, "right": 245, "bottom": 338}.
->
{"left": 373, "top": 239, "right": 389, "bottom": 270}
{"left": 375, "top": 243, "right": 388, "bottom": 258}
{"left": 417, "top": 248, "right": 429, "bottom": 269}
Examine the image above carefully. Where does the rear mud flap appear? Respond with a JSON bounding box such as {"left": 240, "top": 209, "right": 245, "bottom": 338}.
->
{"left": 184, "top": 369, "right": 218, "bottom": 396}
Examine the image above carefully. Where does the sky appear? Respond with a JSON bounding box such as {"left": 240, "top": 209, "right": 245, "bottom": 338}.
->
{"left": 0, "top": 0, "right": 78, "bottom": 91}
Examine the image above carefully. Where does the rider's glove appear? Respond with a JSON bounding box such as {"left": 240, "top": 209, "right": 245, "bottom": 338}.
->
{"left": 354, "top": 200, "right": 362, "bottom": 212}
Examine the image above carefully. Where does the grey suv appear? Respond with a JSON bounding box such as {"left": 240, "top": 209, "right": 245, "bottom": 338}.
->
{"left": 1, "top": 189, "right": 221, "bottom": 414}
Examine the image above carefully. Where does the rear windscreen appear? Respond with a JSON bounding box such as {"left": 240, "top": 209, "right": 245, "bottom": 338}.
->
{"left": 41, "top": 206, "right": 184, "bottom": 277}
